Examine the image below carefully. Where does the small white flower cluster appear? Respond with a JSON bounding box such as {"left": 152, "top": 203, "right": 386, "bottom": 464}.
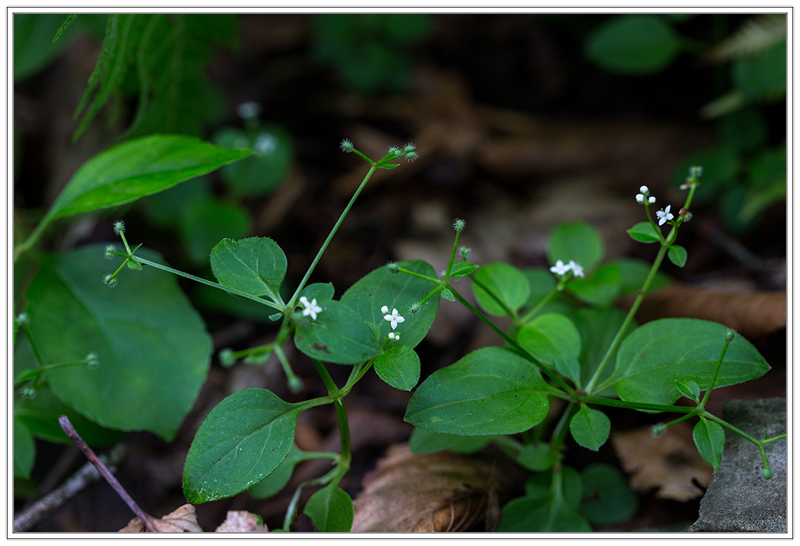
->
{"left": 656, "top": 205, "right": 674, "bottom": 226}
{"left": 550, "top": 260, "right": 584, "bottom": 278}
{"left": 635, "top": 185, "right": 656, "bottom": 205}
{"left": 382, "top": 305, "right": 405, "bottom": 341}
{"left": 635, "top": 186, "right": 674, "bottom": 226}
{"left": 299, "top": 296, "right": 323, "bottom": 320}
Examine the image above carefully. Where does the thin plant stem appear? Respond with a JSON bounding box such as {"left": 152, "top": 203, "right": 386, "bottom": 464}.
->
{"left": 444, "top": 230, "right": 461, "bottom": 278}
{"left": 333, "top": 400, "right": 352, "bottom": 465}
{"left": 519, "top": 286, "right": 558, "bottom": 324}
{"left": 468, "top": 274, "right": 519, "bottom": 320}
{"left": 698, "top": 337, "right": 732, "bottom": 409}
{"left": 395, "top": 266, "right": 439, "bottom": 284}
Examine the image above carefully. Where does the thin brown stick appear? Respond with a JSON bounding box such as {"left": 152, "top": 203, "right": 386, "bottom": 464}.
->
{"left": 57, "top": 415, "right": 157, "bottom": 532}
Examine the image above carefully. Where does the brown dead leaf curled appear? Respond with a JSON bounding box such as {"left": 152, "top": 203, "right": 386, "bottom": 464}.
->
{"left": 351, "top": 444, "right": 511, "bottom": 532}
{"left": 119, "top": 504, "right": 202, "bottom": 532}
{"left": 215, "top": 511, "right": 269, "bottom": 532}
{"left": 611, "top": 423, "right": 712, "bottom": 502}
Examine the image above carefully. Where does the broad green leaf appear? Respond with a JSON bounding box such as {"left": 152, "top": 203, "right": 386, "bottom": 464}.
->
{"left": 585, "top": 15, "right": 681, "bottom": 73}
{"left": 517, "top": 313, "right": 581, "bottom": 366}
{"left": 667, "top": 245, "right": 688, "bottom": 268}
{"left": 14, "top": 416, "right": 35, "bottom": 479}
{"left": 500, "top": 477, "right": 591, "bottom": 531}
{"left": 215, "top": 124, "right": 294, "bottom": 196}
{"left": 300, "top": 283, "right": 335, "bottom": 306}
{"left": 524, "top": 467, "right": 583, "bottom": 506}
{"left": 180, "top": 198, "right": 251, "bottom": 265}
{"left": 183, "top": 388, "right": 300, "bottom": 503}
{"left": 676, "top": 379, "right": 700, "bottom": 402}
{"left": 303, "top": 482, "right": 354, "bottom": 532}
{"left": 627, "top": 221, "right": 661, "bottom": 244}
{"left": 447, "top": 261, "right": 479, "bottom": 280}
{"left": 611, "top": 318, "right": 770, "bottom": 405}
{"left": 607, "top": 258, "right": 670, "bottom": 295}
{"left": 294, "top": 300, "right": 381, "bottom": 364}
{"left": 517, "top": 442, "right": 557, "bottom": 471}
{"left": 408, "top": 428, "right": 492, "bottom": 455}
{"left": 522, "top": 267, "right": 557, "bottom": 308}
{"left": 693, "top": 418, "right": 725, "bottom": 470}
{"left": 210, "top": 237, "right": 287, "bottom": 304}
{"left": 471, "top": 262, "right": 530, "bottom": 317}
{"left": 39, "top": 135, "right": 251, "bottom": 230}
{"left": 373, "top": 345, "right": 420, "bottom": 391}
{"left": 547, "top": 221, "right": 604, "bottom": 270}
{"left": 248, "top": 444, "right": 309, "bottom": 499}
{"left": 566, "top": 264, "right": 621, "bottom": 307}
{"left": 579, "top": 463, "right": 638, "bottom": 525}
{"left": 555, "top": 355, "right": 582, "bottom": 387}
{"left": 23, "top": 246, "right": 211, "bottom": 440}
{"left": 573, "top": 307, "right": 632, "bottom": 389}
{"left": 405, "top": 346, "right": 552, "bottom": 435}
{"left": 340, "top": 260, "right": 439, "bottom": 349}
{"left": 569, "top": 405, "right": 611, "bottom": 451}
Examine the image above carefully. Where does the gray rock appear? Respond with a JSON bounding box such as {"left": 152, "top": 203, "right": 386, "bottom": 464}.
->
{"left": 689, "top": 398, "right": 786, "bottom": 533}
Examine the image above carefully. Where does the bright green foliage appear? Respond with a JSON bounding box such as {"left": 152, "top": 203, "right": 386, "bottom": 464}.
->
{"left": 555, "top": 355, "right": 582, "bottom": 387}
{"left": 340, "top": 260, "right": 439, "bottom": 349}
{"left": 448, "top": 261, "right": 480, "bottom": 280}
{"left": 517, "top": 442, "right": 557, "bottom": 471}
{"left": 180, "top": 198, "right": 251, "bottom": 264}
{"left": 300, "top": 283, "right": 336, "bottom": 306}
{"left": 139, "top": 176, "right": 210, "bottom": 229}
{"left": 522, "top": 267, "right": 557, "bottom": 307}
{"left": 547, "top": 221, "right": 604, "bottom": 270}
{"left": 569, "top": 405, "right": 611, "bottom": 451}
{"left": 626, "top": 221, "right": 662, "bottom": 244}
{"left": 13, "top": 417, "right": 35, "bottom": 478}
{"left": 611, "top": 318, "right": 770, "bottom": 405}
{"left": 578, "top": 463, "right": 638, "bottom": 525}
{"left": 373, "top": 345, "right": 421, "bottom": 391}
{"left": 566, "top": 264, "right": 621, "bottom": 307}
{"left": 517, "top": 313, "right": 581, "bottom": 366}
{"left": 248, "top": 445, "right": 309, "bottom": 499}
{"left": 471, "top": 262, "right": 530, "bottom": 317}
{"left": 405, "top": 347, "right": 553, "bottom": 435}
{"left": 676, "top": 379, "right": 701, "bottom": 402}
{"left": 214, "top": 125, "right": 294, "bottom": 196}
{"left": 183, "top": 388, "right": 301, "bottom": 503}
{"left": 694, "top": 418, "right": 726, "bottom": 470}
{"left": 210, "top": 237, "right": 287, "bottom": 304}
{"left": 303, "top": 482, "right": 354, "bottom": 532}
{"left": 21, "top": 246, "right": 211, "bottom": 440}
{"left": 667, "top": 245, "right": 688, "bottom": 268}
{"left": 294, "top": 301, "right": 382, "bottom": 364}
{"left": 585, "top": 15, "right": 682, "bottom": 73}
{"left": 408, "top": 428, "right": 493, "bottom": 455}
{"left": 608, "top": 258, "right": 670, "bottom": 295}
{"left": 574, "top": 307, "right": 631, "bottom": 389}
{"left": 38, "top": 135, "right": 251, "bottom": 235}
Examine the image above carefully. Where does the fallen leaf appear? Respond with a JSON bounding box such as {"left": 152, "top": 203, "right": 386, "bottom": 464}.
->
{"left": 611, "top": 423, "right": 712, "bottom": 502}
{"left": 352, "top": 444, "right": 510, "bottom": 532}
{"left": 215, "top": 511, "right": 269, "bottom": 532}
{"left": 119, "top": 504, "right": 202, "bottom": 532}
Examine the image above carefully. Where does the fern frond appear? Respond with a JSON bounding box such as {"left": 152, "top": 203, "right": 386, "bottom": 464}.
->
{"left": 706, "top": 14, "right": 786, "bottom": 63}
{"left": 52, "top": 14, "right": 77, "bottom": 43}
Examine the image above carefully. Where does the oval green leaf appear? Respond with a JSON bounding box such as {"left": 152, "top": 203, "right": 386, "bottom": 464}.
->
{"left": 608, "top": 258, "right": 670, "bottom": 295}
{"left": 405, "top": 346, "right": 552, "bottom": 435}
{"left": 517, "top": 442, "right": 557, "bottom": 471}
{"left": 248, "top": 444, "right": 309, "bottom": 499}
{"left": 215, "top": 124, "right": 293, "bottom": 196}
{"left": 210, "top": 237, "right": 287, "bottom": 304}
{"left": 14, "top": 416, "right": 35, "bottom": 478}
{"left": 294, "top": 300, "right": 382, "bottom": 364}
{"left": 447, "top": 260, "right": 479, "bottom": 281}
{"left": 668, "top": 245, "right": 688, "bottom": 268}
{"left": 471, "top": 262, "right": 530, "bottom": 317}
{"left": 579, "top": 463, "right": 638, "bottom": 525}
{"left": 303, "top": 482, "right": 354, "bottom": 532}
{"left": 23, "top": 246, "right": 212, "bottom": 440}
{"left": 586, "top": 15, "right": 681, "bottom": 74}
{"left": 517, "top": 313, "right": 581, "bottom": 366}
{"left": 300, "top": 283, "right": 335, "bottom": 306}
{"left": 611, "top": 318, "right": 770, "bottom": 405}
{"left": 373, "top": 345, "right": 421, "bottom": 391}
{"left": 566, "top": 264, "right": 621, "bottom": 307}
{"left": 627, "top": 221, "right": 662, "bottom": 244}
{"left": 408, "top": 427, "right": 493, "bottom": 455}
{"left": 547, "top": 221, "right": 604, "bottom": 271}
{"left": 180, "top": 198, "right": 251, "bottom": 265}
{"left": 693, "top": 418, "right": 725, "bottom": 470}
{"left": 183, "top": 388, "right": 301, "bottom": 503}
{"left": 569, "top": 405, "right": 611, "bottom": 451}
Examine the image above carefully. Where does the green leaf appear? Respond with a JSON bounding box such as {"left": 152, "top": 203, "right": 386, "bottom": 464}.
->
{"left": 627, "top": 221, "right": 662, "bottom": 244}
{"left": 579, "top": 463, "right": 638, "bottom": 525}
{"left": 22, "top": 246, "right": 211, "bottom": 440}
{"left": 607, "top": 258, "right": 670, "bottom": 295}
{"left": 300, "top": 283, "right": 335, "bottom": 306}
{"left": 405, "top": 346, "right": 552, "bottom": 435}
{"left": 14, "top": 416, "right": 35, "bottom": 479}
{"left": 373, "top": 345, "right": 420, "bottom": 391}
{"left": 139, "top": 175, "right": 209, "bottom": 229}
{"left": 303, "top": 482, "right": 354, "bottom": 532}
{"left": 566, "top": 264, "right": 621, "bottom": 307}
{"left": 471, "top": 262, "right": 530, "bottom": 317}
{"left": 517, "top": 313, "right": 581, "bottom": 366}
{"left": 733, "top": 41, "right": 786, "bottom": 99}
{"left": 210, "top": 237, "right": 287, "bottom": 304}
{"left": 294, "top": 300, "right": 382, "bottom": 364}
{"left": 183, "top": 388, "right": 300, "bottom": 503}
{"left": 14, "top": 14, "right": 78, "bottom": 81}
{"left": 585, "top": 15, "right": 681, "bottom": 74}
{"left": 676, "top": 379, "right": 700, "bottom": 402}
{"left": 440, "top": 288, "right": 455, "bottom": 301}
{"left": 447, "top": 261, "right": 479, "bottom": 280}
{"left": 570, "top": 405, "right": 611, "bottom": 451}
{"left": 40, "top": 135, "right": 251, "bottom": 231}
{"left": 693, "top": 418, "right": 725, "bottom": 470}
{"left": 667, "top": 245, "right": 688, "bottom": 268}
{"left": 248, "top": 444, "right": 309, "bottom": 499}
{"left": 408, "top": 428, "right": 493, "bottom": 455}
{"left": 611, "top": 318, "right": 770, "bottom": 405}
{"left": 180, "top": 198, "right": 251, "bottom": 265}
{"left": 517, "top": 442, "right": 557, "bottom": 471}
{"left": 573, "top": 307, "right": 632, "bottom": 390}
{"left": 522, "top": 267, "right": 557, "bottom": 308}
{"left": 215, "top": 125, "right": 294, "bottom": 196}
{"left": 340, "top": 260, "right": 439, "bottom": 349}
{"left": 547, "top": 221, "right": 604, "bottom": 271}
{"left": 555, "top": 355, "right": 582, "bottom": 387}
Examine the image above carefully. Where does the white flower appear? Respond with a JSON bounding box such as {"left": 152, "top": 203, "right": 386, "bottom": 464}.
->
{"left": 636, "top": 193, "right": 645, "bottom": 204}
{"left": 253, "top": 134, "right": 277, "bottom": 156}
{"left": 550, "top": 260, "right": 571, "bottom": 276}
{"left": 648, "top": 196, "right": 656, "bottom": 204}
{"left": 236, "top": 101, "right": 262, "bottom": 119}
{"left": 640, "top": 185, "right": 649, "bottom": 194}
{"left": 568, "top": 260, "right": 584, "bottom": 278}
{"left": 382, "top": 306, "right": 405, "bottom": 330}
{"left": 656, "top": 205, "right": 674, "bottom": 226}
{"left": 388, "top": 332, "right": 400, "bottom": 340}
{"left": 299, "top": 296, "right": 322, "bottom": 320}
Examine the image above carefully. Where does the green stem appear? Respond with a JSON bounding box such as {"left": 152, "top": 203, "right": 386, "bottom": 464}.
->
{"left": 519, "top": 286, "right": 558, "bottom": 324}
{"left": 341, "top": 359, "right": 375, "bottom": 396}
{"left": 333, "top": 400, "right": 351, "bottom": 465}
{"left": 282, "top": 465, "right": 342, "bottom": 531}
{"left": 549, "top": 403, "right": 578, "bottom": 459}
{"left": 469, "top": 274, "right": 519, "bottom": 320}
{"left": 14, "top": 214, "right": 53, "bottom": 262}
{"left": 311, "top": 359, "right": 340, "bottom": 398}
{"left": 287, "top": 164, "right": 378, "bottom": 309}
{"left": 274, "top": 344, "right": 303, "bottom": 393}
{"left": 444, "top": 230, "right": 461, "bottom": 278}
{"left": 395, "top": 267, "right": 440, "bottom": 285}
{"left": 581, "top": 394, "right": 697, "bottom": 414}
{"left": 698, "top": 337, "right": 732, "bottom": 409}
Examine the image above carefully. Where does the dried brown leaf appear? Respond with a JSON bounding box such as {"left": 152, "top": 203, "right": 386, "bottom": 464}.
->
{"left": 611, "top": 423, "right": 712, "bottom": 502}
{"left": 215, "top": 511, "right": 269, "bottom": 532}
{"left": 352, "top": 444, "right": 510, "bottom": 532}
{"left": 119, "top": 504, "right": 202, "bottom": 533}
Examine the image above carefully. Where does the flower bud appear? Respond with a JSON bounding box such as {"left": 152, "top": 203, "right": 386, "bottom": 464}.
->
{"left": 113, "top": 220, "right": 125, "bottom": 235}
{"left": 219, "top": 348, "right": 236, "bottom": 368}
{"left": 386, "top": 262, "right": 400, "bottom": 273}
{"left": 763, "top": 468, "right": 774, "bottom": 480}
{"left": 452, "top": 218, "right": 466, "bottom": 233}
{"left": 724, "top": 330, "right": 735, "bottom": 343}
{"left": 104, "top": 244, "right": 116, "bottom": 259}
{"left": 339, "top": 138, "right": 354, "bottom": 153}
{"left": 459, "top": 246, "right": 471, "bottom": 258}
{"left": 651, "top": 423, "right": 667, "bottom": 437}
